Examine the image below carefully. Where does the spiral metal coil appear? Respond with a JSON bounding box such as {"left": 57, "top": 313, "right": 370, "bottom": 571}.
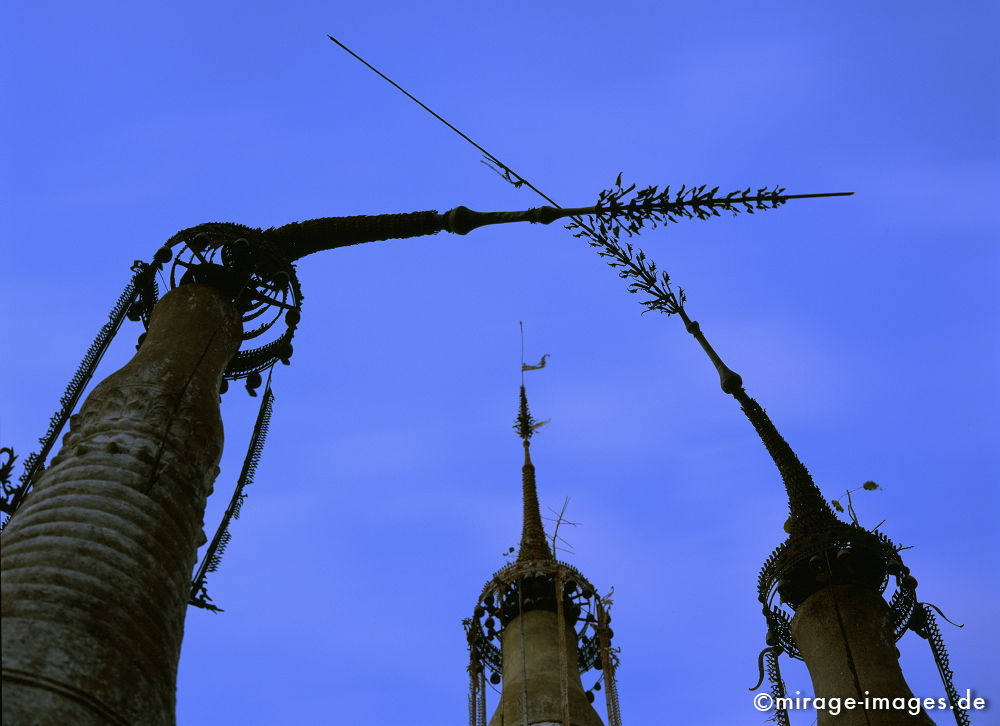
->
{"left": 129, "top": 223, "right": 304, "bottom": 386}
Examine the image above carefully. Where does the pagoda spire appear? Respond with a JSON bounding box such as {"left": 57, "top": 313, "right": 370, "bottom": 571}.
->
{"left": 679, "top": 310, "right": 839, "bottom": 535}
{"left": 514, "top": 385, "right": 554, "bottom": 562}
{"left": 731, "top": 388, "right": 839, "bottom": 535}
{"left": 464, "top": 345, "right": 617, "bottom": 726}
{"left": 679, "top": 309, "right": 951, "bottom": 724}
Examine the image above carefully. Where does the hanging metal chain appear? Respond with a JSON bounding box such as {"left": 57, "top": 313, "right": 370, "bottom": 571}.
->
{"left": 764, "top": 648, "right": 790, "bottom": 726}
{"left": 1, "top": 262, "right": 154, "bottom": 527}
{"left": 466, "top": 646, "right": 487, "bottom": 726}
{"left": 478, "top": 669, "right": 487, "bottom": 726}
{"left": 554, "top": 572, "right": 571, "bottom": 726}
{"left": 912, "top": 603, "right": 970, "bottom": 726}
{"left": 597, "top": 600, "right": 622, "bottom": 726}
{"left": 190, "top": 377, "right": 275, "bottom": 611}
{"left": 468, "top": 651, "right": 479, "bottom": 726}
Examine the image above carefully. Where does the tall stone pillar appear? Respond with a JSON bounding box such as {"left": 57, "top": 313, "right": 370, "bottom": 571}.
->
{"left": 490, "top": 605, "right": 603, "bottom": 726}
{"left": 792, "top": 585, "right": 934, "bottom": 725}
{"left": 2, "top": 284, "right": 241, "bottom": 726}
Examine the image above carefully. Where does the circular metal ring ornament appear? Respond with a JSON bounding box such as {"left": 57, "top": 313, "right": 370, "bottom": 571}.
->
{"left": 139, "top": 223, "right": 303, "bottom": 384}
{"left": 756, "top": 523, "right": 914, "bottom": 660}
{"left": 466, "top": 559, "right": 606, "bottom": 680}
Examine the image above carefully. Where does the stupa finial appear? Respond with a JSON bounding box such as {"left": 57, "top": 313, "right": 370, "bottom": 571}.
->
{"left": 677, "top": 308, "right": 839, "bottom": 534}
{"left": 514, "top": 324, "right": 554, "bottom": 562}
{"left": 465, "top": 330, "right": 616, "bottom": 726}
{"left": 513, "top": 385, "right": 553, "bottom": 562}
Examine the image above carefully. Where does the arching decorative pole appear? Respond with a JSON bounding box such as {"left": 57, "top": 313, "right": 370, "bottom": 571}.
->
{"left": 320, "top": 37, "right": 967, "bottom": 724}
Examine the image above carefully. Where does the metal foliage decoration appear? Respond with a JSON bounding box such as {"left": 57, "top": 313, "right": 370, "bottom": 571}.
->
{"left": 190, "top": 379, "right": 275, "bottom": 612}
{"left": 513, "top": 384, "right": 542, "bottom": 441}
{"left": 563, "top": 176, "right": 849, "bottom": 317}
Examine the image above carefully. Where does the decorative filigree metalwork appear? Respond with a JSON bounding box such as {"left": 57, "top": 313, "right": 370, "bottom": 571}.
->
{"left": 563, "top": 177, "right": 849, "bottom": 319}
{"left": 757, "top": 522, "right": 906, "bottom": 660}
{"left": 764, "top": 647, "right": 790, "bottom": 726}
{"left": 159, "top": 224, "right": 301, "bottom": 388}
{"left": 559, "top": 177, "right": 848, "bottom": 319}
{"left": 0, "top": 447, "right": 17, "bottom": 506}
{"left": 465, "top": 558, "right": 608, "bottom": 684}
{"left": 910, "top": 603, "right": 970, "bottom": 726}
{"left": 190, "top": 380, "right": 275, "bottom": 612}
{"left": 889, "top": 586, "right": 917, "bottom": 641}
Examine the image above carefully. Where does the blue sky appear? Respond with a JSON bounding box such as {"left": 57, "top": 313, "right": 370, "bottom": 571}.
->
{"left": 2, "top": 2, "right": 998, "bottom": 724}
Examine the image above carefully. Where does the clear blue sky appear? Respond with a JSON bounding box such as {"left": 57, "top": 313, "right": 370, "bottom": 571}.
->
{"left": 2, "top": 2, "right": 998, "bottom": 724}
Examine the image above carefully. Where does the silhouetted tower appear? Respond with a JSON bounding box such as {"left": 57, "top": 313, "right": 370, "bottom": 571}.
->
{"left": 465, "top": 383, "right": 621, "bottom": 726}
{"left": 679, "top": 314, "right": 967, "bottom": 725}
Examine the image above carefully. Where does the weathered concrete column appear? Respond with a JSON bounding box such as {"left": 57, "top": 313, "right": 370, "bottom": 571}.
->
{"left": 2, "top": 284, "right": 241, "bottom": 726}
{"left": 490, "top": 608, "right": 603, "bottom": 726}
{"left": 792, "top": 584, "right": 935, "bottom": 725}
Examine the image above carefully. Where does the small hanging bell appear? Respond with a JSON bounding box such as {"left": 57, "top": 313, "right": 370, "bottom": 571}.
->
{"left": 246, "top": 371, "right": 262, "bottom": 396}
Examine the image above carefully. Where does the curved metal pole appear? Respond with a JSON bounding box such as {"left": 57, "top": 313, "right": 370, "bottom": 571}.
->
{"left": 268, "top": 191, "right": 853, "bottom": 261}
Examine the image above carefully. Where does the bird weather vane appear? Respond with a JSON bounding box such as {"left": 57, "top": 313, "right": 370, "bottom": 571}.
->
{"left": 0, "top": 35, "right": 851, "bottom": 610}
